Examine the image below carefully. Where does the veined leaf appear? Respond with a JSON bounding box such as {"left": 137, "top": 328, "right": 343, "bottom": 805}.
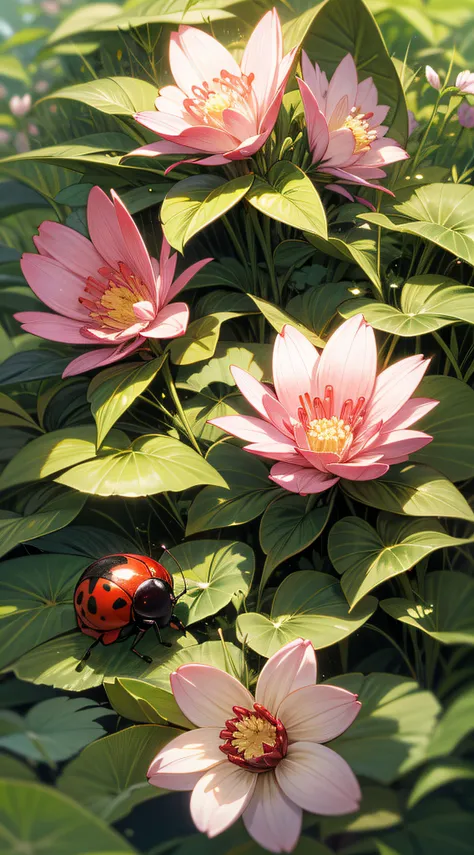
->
{"left": 44, "top": 77, "right": 157, "bottom": 116}
{"left": 247, "top": 162, "right": 327, "bottom": 239}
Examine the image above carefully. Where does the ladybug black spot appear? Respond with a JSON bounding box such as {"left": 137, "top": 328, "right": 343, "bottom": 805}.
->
{"left": 76, "top": 590, "right": 83, "bottom": 605}
{"left": 81, "top": 608, "right": 86, "bottom": 618}
{"left": 112, "top": 597, "right": 127, "bottom": 610}
{"left": 102, "top": 583, "right": 111, "bottom": 591}
{"left": 87, "top": 596, "right": 97, "bottom": 614}
{"left": 88, "top": 577, "right": 98, "bottom": 595}
{"left": 100, "top": 616, "right": 106, "bottom": 621}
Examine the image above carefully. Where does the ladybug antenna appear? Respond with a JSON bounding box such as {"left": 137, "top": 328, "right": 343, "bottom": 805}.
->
{"left": 160, "top": 545, "right": 187, "bottom": 599}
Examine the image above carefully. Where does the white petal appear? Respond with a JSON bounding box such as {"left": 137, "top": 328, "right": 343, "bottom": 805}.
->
{"left": 278, "top": 685, "right": 361, "bottom": 744}
{"left": 190, "top": 763, "right": 256, "bottom": 837}
{"left": 275, "top": 742, "right": 361, "bottom": 815}
{"left": 255, "top": 639, "right": 316, "bottom": 715}
{"left": 243, "top": 772, "right": 302, "bottom": 853}
{"left": 148, "top": 727, "right": 224, "bottom": 782}
{"left": 171, "top": 664, "right": 254, "bottom": 727}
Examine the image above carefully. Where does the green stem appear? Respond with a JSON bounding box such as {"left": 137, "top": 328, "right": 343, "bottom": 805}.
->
{"left": 250, "top": 209, "right": 279, "bottom": 303}
{"left": 222, "top": 215, "right": 249, "bottom": 273}
{"left": 412, "top": 92, "right": 443, "bottom": 171}
{"left": 161, "top": 357, "right": 202, "bottom": 455}
{"left": 432, "top": 331, "right": 463, "bottom": 380}
{"left": 382, "top": 334, "right": 399, "bottom": 370}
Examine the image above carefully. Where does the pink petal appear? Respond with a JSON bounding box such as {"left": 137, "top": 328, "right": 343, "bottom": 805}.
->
{"left": 368, "top": 428, "right": 433, "bottom": 460}
{"left": 278, "top": 685, "right": 360, "bottom": 743}
{"left": 87, "top": 186, "right": 131, "bottom": 274}
{"left": 62, "top": 339, "right": 141, "bottom": 378}
{"left": 298, "top": 78, "right": 329, "bottom": 163}
{"left": 230, "top": 366, "right": 292, "bottom": 438}
{"left": 209, "top": 414, "right": 291, "bottom": 446}
{"left": 357, "top": 137, "right": 408, "bottom": 167}
{"left": 326, "top": 458, "right": 389, "bottom": 480}
{"left": 269, "top": 462, "right": 339, "bottom": 495}
{"left": 21, "top": 254, "right": 88, "bottom": 321}
{"left": 381, "top": 397, "right": 438, "bottom": 432}
{"left": 111, "top": 190, "right": 155, "bottom": 290}
{"left": 169, "top": 26, "right": 240, "bottom": 98}
{"left": 241, "top": 9, "right": 282, "bottom": 122}
{"left": 323, "top": 128, "right": 355, "bottom": 166}
{"left": 325, "top": 184, "right": 354, "bottom": 203}
{"left": 35, "top": 220, "right": 103, "bottom": 280}
{"left": 128, "top": 140, "right": 202, "bottom": 158}
{"left": 155, "top": 85, "right": 188, "bottom": 118}
{"left": 148, "top": 770, "right": 202, "bottom": 791}
{"left": 315, "top": 314, "right": 377, "bottom": 420}
{"left": 323, "top": 167, "right": 392, "bottom": 194}
{"left": 326, "top": 54, "right": 358, "bottom": 123}
{"left": 143, "top": 302, "right": 189, "bottom": 339}
{"left": 14, "top": 311, "right": 87, "bottom": 344}
{"left": 244, "top": 442, "right": 300, "bottom": 464}
{"left": 255, "top": 639, "right": 316, "bottom": 714}
{"left": 133, "top": 301, "right": 155, "bottom": 322}
{"left": 243, "top": 773, "right": 302, "bottom": 853}
{"left": 297, "top": 447, "right": 340, "bottom": 473}
{"left": 355, "top": 77, "right": 378, "bottom": 114}
{"left": 222, "top": 107, "right": 257, "bottom": 141}
{"left": 148, "top": 728, "right": 223, "bottom": 784}
{"left": 362, "top": 354, "right": 431, "bottom": 433}
{"left": 170, "top": 664, "right": 254, "bottom": 727}
{"left": 165, "top": 257, "right": 213, "bottom": 304}
{"left": 272, "top": 325, "right": 319, "bottom": 417}
{"left": 301, "top": 52, "right": 328, "bottom": 111}
{"left": 190, "top": 763, "right": 256, "bottom": 837}
{"left": 275, "top": 742, "right": 361, "bottom": 815}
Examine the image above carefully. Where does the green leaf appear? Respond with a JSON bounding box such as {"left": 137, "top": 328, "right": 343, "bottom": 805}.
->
{"left": 329, "top": 673, "right": 440, "bottom": 783}
{"left": 146, "top": 640, "right": 246, "bottom": 692}
{"left": 0, "top": 755, "right": 37, "bottom": 782}
{"left": 248, "top": 295, "right": 325, "bottom": 346}
{"left": 0, "top": 133, "right": 139, "bottom": 176}
{"left": 28, "top": 525, "right": 137, "bottom": 558}
{"left": 119, "top": 183, "right": 172, "bottom": 215}
{"left": 343, "top": 463, "right": 474, "bottom": 522}
{"left": 0, "top": 55, "right": 30, "bottom": 84}
{"left": 169, "top": 312, "right": 241, "bottom": 365}
{"left": 178, "top": 344, "right": 266, "bottom": 393}
{"left": 0, "top": 181, "right": 51, "bottom": 220}
{"left": 186, "top": 445, "right": 279, "bottom": 535}
{"left": 306, "top": 227, "right": 382, "bottom": 296}
{"left": 0, "top": 778, "right": 134, "bottom": 853}
{"left": 47, "top": 3, "right": 122, "bottom": 44}
{"left": 0, "top": 553, "right": 88, "bottom": 671}
{"left": 104, "top": 678, "right": 192, "bottom": 728}
{"left": 247, "top": 162, "right": 327, "bottom": 239}
{"left": 362, "top": 183, "right": 474, "bottom": 265}
{"left": 0, "top": 489, "right": 86, "bottom": 560}
{"left": 0, "top": 350, "right": 74, "bottom": 386}
{"left": 321, "top": 785, "right": 401, "bottom": 837}
{"left": 88, "top": 357, "right": 165, "bottom": 448}
{"left": 413, "top": 375, "right": 474, "bottom": 481}
{"left": 56, "top": 434, "right": 226, "bottom": 496}
{"left": 328, "top": 514, "right": 472, "bottom": 609}
{"left": 287, "top": 281, "right": 359, "bottom": 336}
{"left": 428, "top": 685, "right": 474, "bottom": 759}
{"left": 259, "top": 494, "right": 331, "bottom": 594}
{"left": 381, "top": 570, "right": 474, "bottom": 645}
{"left": 375, "top": 797, "right": 474, "bottom": 855}
{"left": 58, "top": 725, "right": 180, "bottom": 822}
{"left": 161, "top": 174, "right": 254, "bottom": 253}
{"left": 0, "top": 697, "right": 107, "bottom": 764}
{"left": 407, "top": 760, "right": 474, "bottom": 809}
{"left": 237, "top": 571, "right": 376, "bottom": 658}
{"left": 45, "top": 77, "right": 157, "bottom": 115}
{"left": 160, "top": 539, "right": 254, "bottom": 625}
{"left": 0, "top": 392, "right": 39, "bottom": 430}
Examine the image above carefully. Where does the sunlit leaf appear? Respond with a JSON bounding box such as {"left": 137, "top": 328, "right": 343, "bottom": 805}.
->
{"left": 247, "top": 162, "right": 327, "bottom": 239}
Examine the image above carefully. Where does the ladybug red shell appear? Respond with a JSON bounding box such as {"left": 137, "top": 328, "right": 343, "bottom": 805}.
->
{"left": 74, "top": 553, "right": 186, "bottom": 671}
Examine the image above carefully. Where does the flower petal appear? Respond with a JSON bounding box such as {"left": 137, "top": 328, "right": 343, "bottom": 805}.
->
{"left": 362, "top": 354, "right": 431, "bottom": 433}
{"left": 269, "top": 462, "right": 339, "bottom": 495}
{"left": 20, "top": 254, "right": 89, "bottom": 321}
{"left": 278, "top": 685, "right": 360, "bottom": 744}
{"left": 35, "top": 220, "right": 103, "bottom": 280}
{"left": 326, "top": 458, "right": 389, "bottom": 480}
{"left": 231, "top": 366, "right": 280, "bottom": 422}
{"left": 275, "top": 742, "right": 361, "bottom": 815}
{"left": 165, "top": 257, "right": 213, "bottom": 304}
{"left": 368, "top": 428, "right": 433, "bottom": 460}
{"left": 241, "top": 9, "right": 282, "bottom": 122}
{"left": 315, "top": 314, "right": 377, "bottom": 418}
{"left": 111, "top": 190, "right": 155, "bottom": 290}
{"left": 209, "top": 414, "right": 291, "bottom": 446}
{"left": 301, "top": 52, "right": 328, "bottom": 111}
{"left": 190, "top": 763, "right": 256, "bottom": 837}
{"left": 379, "top": 397, "right": 438, "bottom": 432}
{"left": 243, "top": 772, "right": 302, "bottom": 853}
{"left": 298, "top": 78, "right": 329, "bottom": 163}
{"left": 256, "top": 638, "right": 316, "bottom": 713}
{"left": 62, "top": 339, "right": 141, "bottom": 378}
{"left": 14, "top": 311, "right": 88, "bottom": 344}
{"left": 170, "top": 664, "right": 254, "bottom": 727}
{"left": 272, "top": 325, "right": 319, "bottom": 417}
{"left": 143, "top": 302, "right": 189, "bottom": 339}
{"left": 170, "top": 26, "right": 240, "bottom": 98}
{"left": 326, "top": 54, "right": 358, "bottom": 123}
{"left": 148, "top": 728, "right": 224, "bottom": 785}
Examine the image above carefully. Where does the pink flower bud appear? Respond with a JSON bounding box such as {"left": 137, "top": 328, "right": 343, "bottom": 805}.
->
{"left": 0, "top": 129, "right": 11, "bottom": 145}
{"left": 456, "top": 70, "right": 474, "bottom": 95}
{"left": 425, "top": 65, "right": 441, "bottom": 91}
{"left": 458, "top": 101, "right": 474, "bottom": 128}
{"left": 9, "top": 94, "right": 32, "bottom": 117}
{"left": 34, "top": 80, "right": 50, "bottom": 94}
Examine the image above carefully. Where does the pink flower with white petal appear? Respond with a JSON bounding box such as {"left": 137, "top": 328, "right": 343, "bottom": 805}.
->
{"left": 456, "top": 70, "right": 474, "bottom": 95}
{"left": 148, "top": 639, "right": 361, "bottom": 852}
{"left": 130, "top": 9, "right": 296, "bottom": 169}
{"left": 15, "top": 186, "right": 211, "bottom": 377}
{"left": 425, "top": 66, "right": 441, "bottom": 91}
{"left": 297, "top": 53, "right": 408, "bottom": 200}
{"left": 209, "top": 316, "right": 437, "bottom": 496}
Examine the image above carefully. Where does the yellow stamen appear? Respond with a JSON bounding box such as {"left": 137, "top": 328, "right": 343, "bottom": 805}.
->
{"left": 204, "top": 92, "right": 232, "bottom": 116}
{"left": 307, "top": 416, "right": 351, "bottom": 454}
{"left": 343, "top": 107, "right": 377, "bottom": 153}
{"left": 231, "top": 715, "right": 277, "bottom": 761}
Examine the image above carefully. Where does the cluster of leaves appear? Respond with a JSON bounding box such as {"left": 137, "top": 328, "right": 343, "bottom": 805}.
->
{"left": 1, "top": 1, "right": 474, "bottom": 854}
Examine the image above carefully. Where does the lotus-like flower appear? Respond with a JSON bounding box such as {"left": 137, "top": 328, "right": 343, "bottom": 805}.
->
{"left": 131, "top": 9, "right": 296, "bottom": 168}
{"left": 297, "top": 53, "right": 408, "bottom": 199}
{"left": 425, "top": 66, "right": 441, "bottom": 91}
{"left": 148, "top": 639, "right": 361, "bottom": 852}
{"left": 210, "top": 316, "right": 437, "bottom": 495}
{"left": 9, "top": 94, "right": 31, "bottom": 117}
{"left": 456, "top": 70, "right": 474, "bottom": 95}
{"left": 15, "top": 187, "right": 211, "bottom": 377}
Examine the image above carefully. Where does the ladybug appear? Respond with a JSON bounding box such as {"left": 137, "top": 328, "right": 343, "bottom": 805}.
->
{"left": 74, "top": 551, "right": 186, "bottom": 671}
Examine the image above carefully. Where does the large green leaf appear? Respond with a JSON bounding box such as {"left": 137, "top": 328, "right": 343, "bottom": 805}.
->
{"left": 0, "top": 393, "right": 39, "bottom": 431}
{"left": 169, "top": 312, "right": 241, "bottom": 365}
{"left": 160, "top": 539, "right": 254, "bottom": 625}
{"left": 0, "top": 490, "right": 86, "bottom": 560}
{"left": 321, "top": 785, "right": 401, "bottom": 837}
{"left": 56, "top": 434, "right": 226, "bottom": 496}
{"left": 339, "top": 275, "right": 474, "bottom": 336}
{"left": 104, "top": 677, "right": 192, "bottom": 728}
{"left": 329, "top": 673, "right": 440, "bottom": 783}
{"left": 375, "top": 797, "right": 474, "bottom": 855}
{"left": 249, "top": 295, "right": 324, "bottom": 346}
{"left": 328, "top": 514, "right": 472, "bottom": 609}
{"left": 259, "top": 494, "right": 331, "bottom": 593}
{"left": 0, "top": 778, "right": 134, "bottom": 854}
{"left": 413, "top": 375, "right": 474, "bottom": 481}
{"left": 381, "top": 570, "right": 474, "bottom": 644}
{"left": 0, "top": 553, "right": 88, "bottom": 670}
{"left": 186, "top": 445, "right": 279, "bottom": 535}
{"left": 362, "top": 183, "right": 474, "bottom": 265}
{"left": 0, "top": 350, "right": 74, "bottom": 386}
{"left": 47, "top": 3, "right": 121, "bottom": 44}
{"left": 44, "top": 77, "right": 157, "bottom": 115}
{"left": 161, "top": 174, "right": 254, "bottom": 253}
{"left": 407, "top": 760, "right": 474, "bottom": 809}
{"left": 306, "top": 227, "right": 382, "bottom": 296}
{"left": 0, "top": 697, "right": 107, "bottom": 764}
{"left": 58, "top": 725, "right": 180, "bottom": 822}
{"left": 343, "top": 463, "right": 474, "bottom": 522}
{"left": 28, "top": 525, "right": 137, "bottom": 558}
{"left": 237, "top": 571, "right": 376, "bottom": 658}
{"left": 247, "top": 162, "right": 327, "bottom": 239}
{"left": 0, "top": 133, "right": 135, "bottom": 173}
{"left": 427, "top": 685, "right": 474, "bottom": 759}
{"left": 283, "top": 0, "right": 407, "bottom": 142}
{"left": 88, "top": 357, "right": 165, "bottom": 448}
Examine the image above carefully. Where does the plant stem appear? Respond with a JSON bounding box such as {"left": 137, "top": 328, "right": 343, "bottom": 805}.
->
{"left": 432, "top": 331, "right": 463, "bottom": 380}
{"left": 161, "top": 357, "right": 202, "bottom": 455}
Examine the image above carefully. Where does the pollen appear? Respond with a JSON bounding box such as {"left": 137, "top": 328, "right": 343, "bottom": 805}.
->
{"left": 343, "top": 107, "right": 377, "bottom": 153}
{"left": 183, "top": 71, "right": 255, "bottom": 130}
{"left": 231, "top": 715, "right": 277, "bottom": 760}
{"left": 80, "top": 262, "right": 150, "bottom": 331}
{"left": 307, "top": 416, "right": 351, "bottom": 454}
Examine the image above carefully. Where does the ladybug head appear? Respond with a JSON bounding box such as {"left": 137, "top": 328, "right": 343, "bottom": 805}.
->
{"left": 132, "top": 578, "right": 174, "bottom": 628}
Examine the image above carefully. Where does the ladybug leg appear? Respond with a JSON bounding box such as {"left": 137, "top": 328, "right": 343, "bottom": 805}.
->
{"left": 153, "top": 623, "right": 172, "bottom": 648}
{"left": 169, "top": 615, "right": 186, "bottom": 635}
{"left": 75, "top": 638, "right": 100, "bottom": 672}
{"left": 130, "top": 628, "right": 153, "bottom": 664}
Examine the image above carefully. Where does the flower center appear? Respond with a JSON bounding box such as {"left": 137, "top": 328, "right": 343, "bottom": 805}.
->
{"left": 183, "top": 70, "right": 255, "bottom": 130}
{"left": 219, "top": 703, "right": 287, "bottom": 772}
{"left": 307, "top": 415, "right": 351, "bottom": 454}
{"left": 343, "top": 107, "right": 377, "bottom": 154}
{"left": 79, "top": 262, "right": 150, "bottom": 330}
{"left": 298, "top": 385, "right": 367, "bottom": 455}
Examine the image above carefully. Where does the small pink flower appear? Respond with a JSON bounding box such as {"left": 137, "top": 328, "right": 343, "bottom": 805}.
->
{"left": 0, "top": 84, "right": 7, "bottom": 100}
{"left": 425, "top": 66, "right": 441, "bottom": 91}
{"left": 15, "top": 187, "right": 211, "bottom": 377}
{"left": 0, "top": 129, "right": 10, "bottom": 145}
{"left": 130, "top": 9, "right": 296, "bottom": 168}
{"left": 14, "top": 132, "right": 30, "bottom": 153}
{"left": 9, "top": 94, "right": 31, "bottom": 117}
{"left": 456, "top": 70, "right": 474, "bottom": 95}
{"left": 40, "top": 0, "right": 60, "bottom": 14}
{"left": 407, "top": 110, "right": 419, "bottom": 136}
{"left": 210, "top": 317, "right": 437, "bottom": 496}
{"left": 28, "top": 122, "right": 39, "bottom": 136}
{"left": 148, "top": 639, "right": 361, "bottom": 851}
{"left": 458, "top": 101, "right": 474, "bottom": 128}
{"left": 34, "top": 80, "right": 50, "bottom": 94}
{"left": 298, "top": 53, "right": 408, "bottom": 199}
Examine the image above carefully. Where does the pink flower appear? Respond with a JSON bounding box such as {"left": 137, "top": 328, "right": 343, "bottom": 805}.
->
{"left": 297, "top": 53, "right": 408, "bottom": 199}
{"left": 0, "top": 84, "right": 7, "bottom": 100}
{"left": 458, "top": 101, "right": 474, "bottom": 128}
{"left": 34, "top": 80, "right": 50, "bottom": 94}
{"left": 425, "top": 66, "right": 441, "bottom": 91}
{"left": 130, "top": 9, "right": 296, "bottom": 168}
{"left": 407, "top": 110, "right": 419, "bottom": 136}
{"left": 209, "top": 316, "right": 437, "bottom": 496}
{"left": 0, "top": 129, "right": 10, "bottom": 145}
{"left": 456, "top": 70, "right": 474, "bottom": 95}
{"left": 15, "top": 187, "right": 211, "bottom": 377}
{"left": 14, "top": 132, "right": 29, "bottom": 153}
{"left": 148, "top": 639, "right": 361, "bottom": 851}
{"left": 9, "top": 94, "right": 31, "bottom": 117}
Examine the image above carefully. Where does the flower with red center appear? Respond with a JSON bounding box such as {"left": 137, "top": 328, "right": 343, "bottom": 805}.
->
{"left": 15, "top": 186, "right": 211, "bottom": 377}
{"left": 297, "top": 53, "right": 408, "bottom": 201}
{"left": 209, "top": 315, "right": 437, "bottom": 496}
{"left": 130, "top": 9, "right": 297, "bottom": 169}
{"left": 148, "top": 639, "right": 361, "bottom": 852}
